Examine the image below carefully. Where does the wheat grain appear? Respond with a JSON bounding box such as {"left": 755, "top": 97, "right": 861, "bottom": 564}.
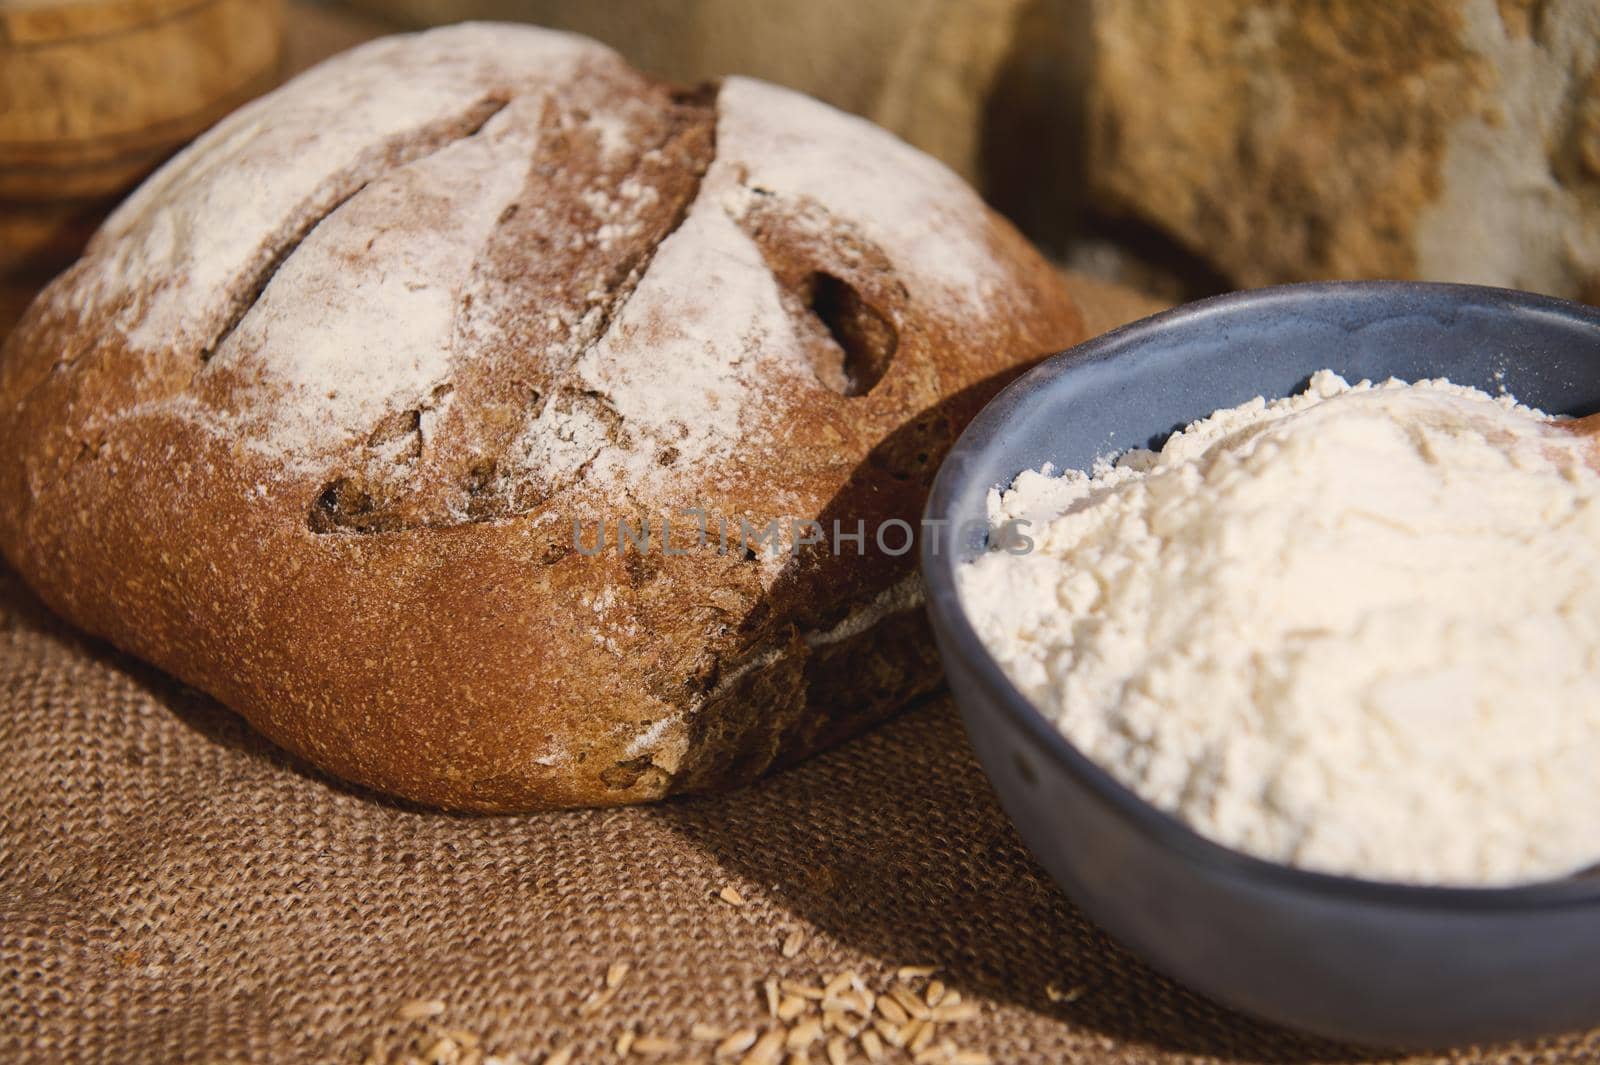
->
{"left": 719, "top": 885, "right": 746, "bottom": 906}
{"left": 691, "top": 1023, "right": 726, "bottom": 1043}
{"left": 785, "top": 1018, "right": 822, "bottom": 1050}
{"left": 423, "top": 1036, "right": 461, "bottom": 1065}
{"left": 715, "top": 1027, "right": 758, "bottom": 1058}
{"left": 633, "top": 1035, "right": 680, "bottom": 1056}
{"left": 821, "top": 1008, "right": 861, "bottom": 1038}
{"left": 739, "top": 1028, "right": 785, "bottom": 1065}
{"left": 764, "top": 979, "right": 781, "bottom": 1018}
{"left": 577, "top": 986, "right": 619, "bottom": 1017}
{"left": 396, "top": 999, "right": 448, "bottom": 1022}
{"left": 780, "top": 930, "right": 806, "bottom": 959}
{"left": 822, "top": 973, "right": 857, "bottom": 999}
{"left": 931, "top": 1003, "right": 979, "bottom": 1024}
{"left": 823, "top": 991, "right": 869, "bottom": 1017}
{"left": 888, "top": 986, "right": 930, "bottom": 1021}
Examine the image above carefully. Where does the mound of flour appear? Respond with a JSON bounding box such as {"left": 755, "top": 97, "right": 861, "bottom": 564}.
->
{"left": 958, "top": 370, "right": 1600, "bottom": 886}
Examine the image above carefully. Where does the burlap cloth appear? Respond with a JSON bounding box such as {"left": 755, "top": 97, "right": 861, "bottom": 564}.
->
{"left": 2, "top": 560, "right": 1598, "bottom": 1065}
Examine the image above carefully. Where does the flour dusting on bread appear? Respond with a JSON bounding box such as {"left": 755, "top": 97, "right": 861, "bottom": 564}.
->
{"left": 75, "top": 26, "right": 607, "bottom": 358}
{"left": 204, "top": 99, "right": 535, "bottom": 457}
{"left": 47, "top": 23, "right": 1015, "bottom": 525}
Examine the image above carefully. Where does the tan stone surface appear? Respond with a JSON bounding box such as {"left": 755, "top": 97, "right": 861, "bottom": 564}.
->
{"left": 1088, "top": 0, "right": 1600, "bottom": 299}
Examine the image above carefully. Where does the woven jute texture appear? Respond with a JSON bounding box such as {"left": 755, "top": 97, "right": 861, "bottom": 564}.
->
{"left": 3, "top": 562, "right": 1598, "bottom": 1065}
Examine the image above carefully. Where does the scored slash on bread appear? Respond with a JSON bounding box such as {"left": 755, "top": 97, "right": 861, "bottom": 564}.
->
{"left": 0, "top": 23, "right": 1082, "bottom": 809}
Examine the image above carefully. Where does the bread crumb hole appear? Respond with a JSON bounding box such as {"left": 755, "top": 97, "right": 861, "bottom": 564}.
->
{"left": 806, "top": 272, "right": 897, "bottom": 397}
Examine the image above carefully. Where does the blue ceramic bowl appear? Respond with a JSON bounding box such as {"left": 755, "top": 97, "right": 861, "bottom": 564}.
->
{"left": 920, "top": 282, "right": 1600, "bottom": 1048}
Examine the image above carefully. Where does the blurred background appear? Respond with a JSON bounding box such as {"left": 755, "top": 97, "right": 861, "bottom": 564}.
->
{"left": 5, "top": 0, "right": 1598, "bottom": 334}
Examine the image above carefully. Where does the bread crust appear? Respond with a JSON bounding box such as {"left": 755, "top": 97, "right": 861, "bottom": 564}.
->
{"left": 0, "top": 23, "right": 1081, "bottom": 809}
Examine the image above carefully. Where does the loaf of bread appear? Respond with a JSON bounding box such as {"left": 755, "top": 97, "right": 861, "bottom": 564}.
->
{"left": 0, "top": 23, "right": 1082, "bottom": 809}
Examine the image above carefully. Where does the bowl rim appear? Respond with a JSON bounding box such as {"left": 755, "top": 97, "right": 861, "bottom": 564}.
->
{"left": 921, "top": 279, "right": 1600, "bottom": 910}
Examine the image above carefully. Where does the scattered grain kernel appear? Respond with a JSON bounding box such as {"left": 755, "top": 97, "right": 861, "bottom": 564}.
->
{"left": 691, "top": 1024, "right": 726, "bottom": 1043}
{"left": 860, "top": 1029, "right": 885, "bottom": 1062}
{"left": 777, "top": 995, "right": 809, "bottom": 1022}
{"left": 888, "top": 986, "right": 930, "bottom": 1021}
{"left": 875, "top": 1020, "right": 907, "bottom": 1050}
{"left": 781, "top": 981, "right": 826, "bottom": 1001}
{"left": 821, "top": 1008, "right": 861, "bottom": 1038}
{"left": 715, "top": 1028, "right": 758, "bottom": 1059}
{"left": 785, "top": 1019, "right": 822, "bottom": 1050}
{"left": 908, "top": 1020, "right": 936, "bottom": 1054}
{"left": 940, "top": 991, "right": 962, "bottom": 1008}
{"left": 764, "top": 979, "right": 781, "bottom": 1018}
{"left": 924, "top": 980, "right": 946, "bottom": 1008}
{"left": 876, "top": 996, "right": 908, "bottom": 1026}
{"left": 739, "top": 1028, "right": 785, "bottom": 1065}
{"left": 578, "top": 986, "right": 618, "bottom": 1017}
{"left": 606, "top": 962, "right": 632, "bottom": 989}
{"left": 633, "top": 1035, "right": 680, "bottom": 1056}
{"left": 424, "top": 1036, "right": 461, "bottom": 1065}
{"left": 396, "top": 999, "right": 448, "bottom": 1021}
{"left": 781, "top": 929, "right": 806, "bottom": 959}
{"left": 896, "top": 966, "right": 937, "bottom": 982}
{"left": 823, "top": 991, "right": 868, "bottom": 1017}
{"left": 931, "top": 1003, "right": 979, "bottom": 1024}
{"left": 616, "top": 1030, "right": 636, "bottom": 1056}
{"left": 719, "top": 885, "right": 746, "bottom": 906}
{"left": 823, "top": 973, "right": 857, "bottom": 999}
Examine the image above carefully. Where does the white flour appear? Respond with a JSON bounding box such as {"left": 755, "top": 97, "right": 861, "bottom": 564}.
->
{"left": 959, "top": 370, "right": 1600, "bottom": 886}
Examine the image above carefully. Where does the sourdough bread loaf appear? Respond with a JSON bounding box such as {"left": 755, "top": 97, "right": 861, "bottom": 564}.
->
{"left": 0, "top": 23, "right": 1082, "bottom": 810}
